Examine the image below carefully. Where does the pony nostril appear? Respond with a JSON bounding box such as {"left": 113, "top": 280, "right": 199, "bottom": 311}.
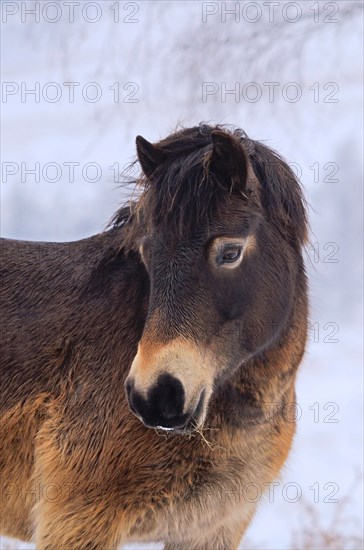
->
{"left": 191, "top": 389, "right": 206, "bottom": 423}
{"left": 125, "top": 373, "right": 188, "bottom": 429}
{"left": 125, "top": 378, "right": 134, "bottom": 400}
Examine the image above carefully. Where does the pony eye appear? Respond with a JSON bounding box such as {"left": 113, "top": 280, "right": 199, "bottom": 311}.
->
{"left": 219, "top": 244, "right": 243, "bottom": 264}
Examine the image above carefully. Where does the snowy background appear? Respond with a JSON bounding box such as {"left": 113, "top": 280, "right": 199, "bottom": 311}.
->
{"left": 1, "top": 1, "right": 363, "bottom": 549}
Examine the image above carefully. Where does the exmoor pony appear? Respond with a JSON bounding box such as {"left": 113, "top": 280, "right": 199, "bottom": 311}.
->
{"left": 0, "top": 125, "right": 308, "bottom": 549}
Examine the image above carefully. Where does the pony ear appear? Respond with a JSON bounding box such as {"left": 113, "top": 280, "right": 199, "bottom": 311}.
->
{"left": 136, "top": 135, "right": 165, "bottom": 178}
{"left": 209, "top": 130, "right": 248, "bottom": 189}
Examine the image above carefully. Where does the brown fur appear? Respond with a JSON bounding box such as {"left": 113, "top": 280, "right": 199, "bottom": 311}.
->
{"left": 0, "top": 125, "right": 308, "bottom": 549}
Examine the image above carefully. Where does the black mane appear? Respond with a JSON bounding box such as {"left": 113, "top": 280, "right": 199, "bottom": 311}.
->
{"left": 111, "top": 124, "right": 308, "bottom": 248}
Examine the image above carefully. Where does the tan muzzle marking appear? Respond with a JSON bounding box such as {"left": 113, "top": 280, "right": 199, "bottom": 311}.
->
{"left": 128, "top": 337, "right": 215, "bottom": 420}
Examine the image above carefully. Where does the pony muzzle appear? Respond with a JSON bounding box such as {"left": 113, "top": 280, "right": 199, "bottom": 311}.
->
{"left": 125, "top": 339, "right": 213, "bottom": 431}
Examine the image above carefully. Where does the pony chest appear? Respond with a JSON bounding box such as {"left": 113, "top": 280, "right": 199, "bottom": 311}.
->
{"left": 124, "top": 439, "right": 258, "bottom": 542}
